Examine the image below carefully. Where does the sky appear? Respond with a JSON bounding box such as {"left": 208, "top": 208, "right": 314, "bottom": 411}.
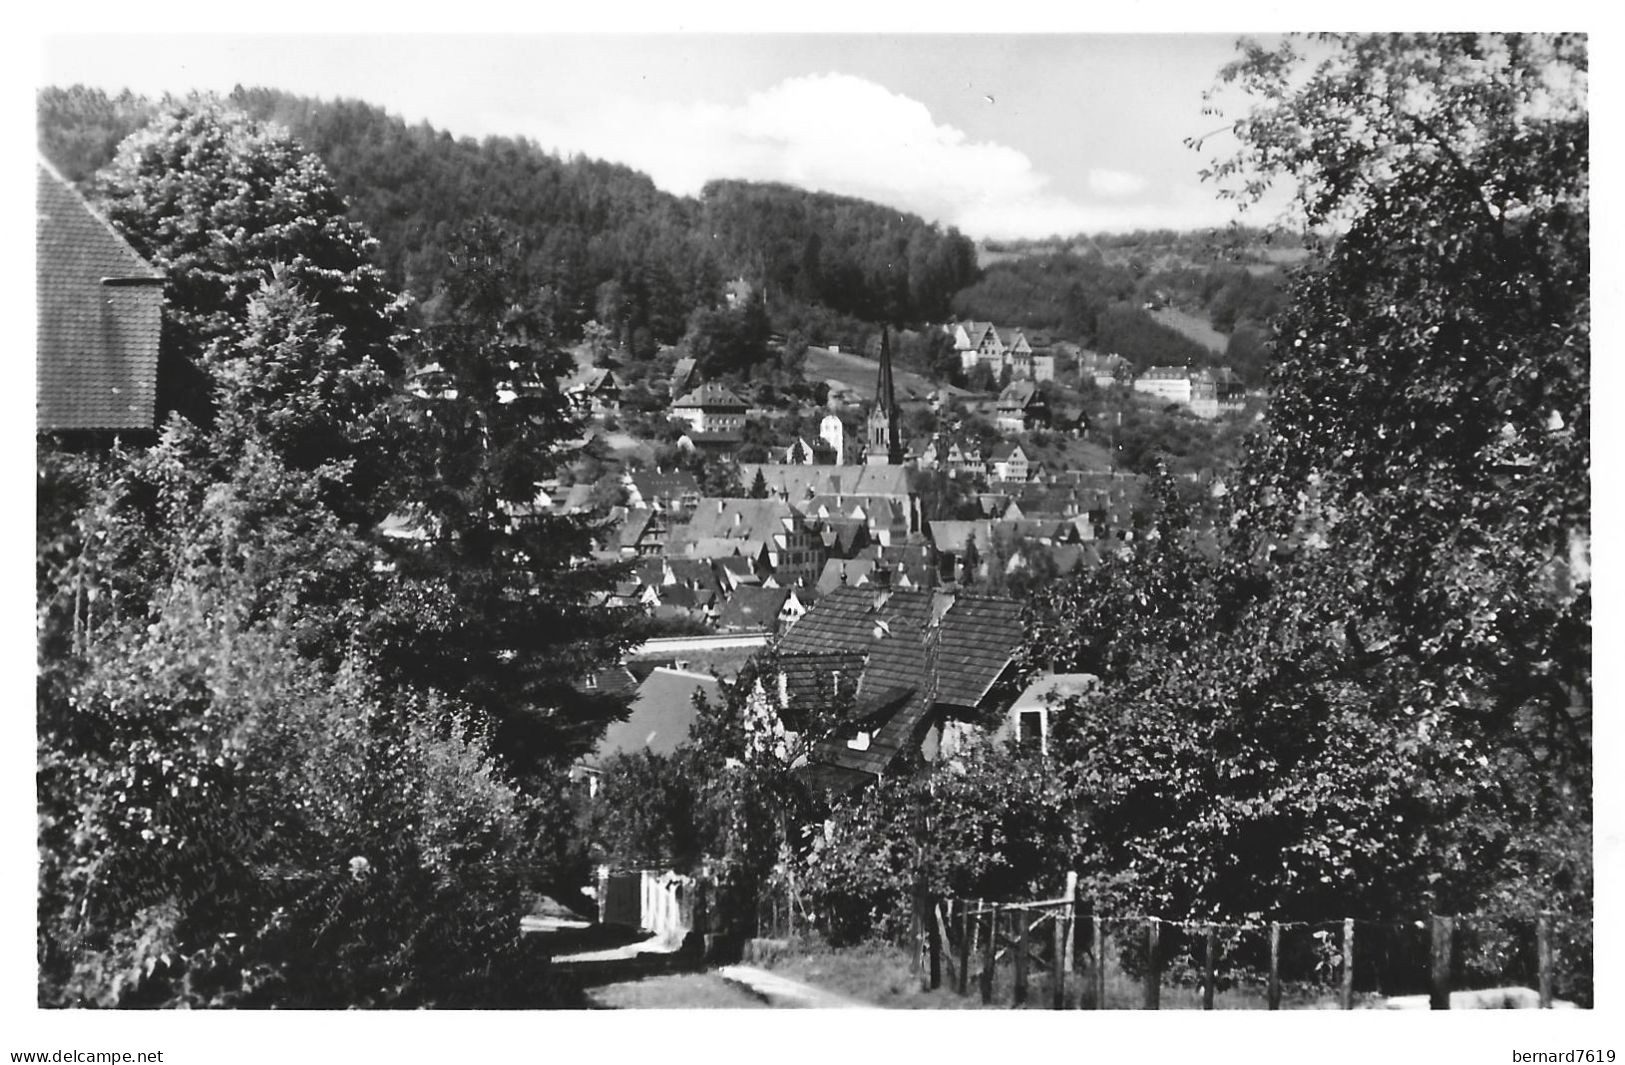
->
{"left": 38, "top": 33, "right": 1292, "bottom": 240}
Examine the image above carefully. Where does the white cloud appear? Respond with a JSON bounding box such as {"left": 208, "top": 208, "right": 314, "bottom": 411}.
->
{"left": 520, "top": 72, "right": 1240, "bottom": 239}
{"left": 1087, "top": 168, "right": 1148, "bottom": 197}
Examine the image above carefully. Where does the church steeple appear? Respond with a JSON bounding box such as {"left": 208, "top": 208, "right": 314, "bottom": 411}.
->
{"left": 867, "top": 326, "right": 904, "bottom": 465}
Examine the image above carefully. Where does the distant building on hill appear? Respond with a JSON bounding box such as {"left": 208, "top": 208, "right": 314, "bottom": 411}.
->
{"left": 671, "top": 381, "right": 749, "bottom": 434}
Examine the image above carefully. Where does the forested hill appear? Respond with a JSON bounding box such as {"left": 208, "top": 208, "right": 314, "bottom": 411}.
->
{"left": 699, "top": 180, "right": 978, "bottom": 324}
{"left": 37, "top": 85, "right": 977, "bottom": 349}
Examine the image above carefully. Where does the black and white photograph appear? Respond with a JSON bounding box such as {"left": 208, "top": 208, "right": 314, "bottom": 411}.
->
{"left": 20, "top": 14, "right": 1607, "bottom": 1063}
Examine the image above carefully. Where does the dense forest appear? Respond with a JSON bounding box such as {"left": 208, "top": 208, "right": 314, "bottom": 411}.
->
{"left": 38, "top": 86, "right": 979, "bottom": 355}
{"left": 41, "top": 85, "right": 1296, "bottom": 385}
{"left": 951, "top": 246, "right": 1290, "bottom": 381}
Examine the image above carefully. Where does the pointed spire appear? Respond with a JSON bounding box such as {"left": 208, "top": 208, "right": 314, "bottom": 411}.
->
{"left": 869, "top": 326, "right": 904, "bottom": 465}
{"left": 875, "top": 326, "right": 897, "bottom": 414}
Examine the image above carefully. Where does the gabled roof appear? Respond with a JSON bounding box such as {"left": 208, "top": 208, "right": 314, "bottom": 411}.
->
{"left": 716, "top": 585, "right": 790, "bottom": 631}
{"left": 669, "top": 356, "right": 697, "bottom": 395}
{"left": 678, "top": 497, "right": 799, "bottom": 545}
{"left": 587, "top": 667, "right": 720, "bottom": 767}
{"left": 737, "top": 463, "right": 913, "bottom": 503}
{"left": 628, "top": 468, "right": 700, "bottom": 503}
{"left": 998, "top": 380, "right": 1041, "bottom": 409}
{"left": 673, "top": 381, "right": 748, "bottom": 409}
{"left": 927, "top": 520, "right": 995, "bottom": 556}
{"left": 37, "top": 162, "right": 164, "bottom": 432}
{"left": 616, "top": 507, "right": 656, "bottom": 548}
{"left": 815, "top": 557, "right": 877, "bottom": 597}
{"left": 932, "top": 595, "right": 1024, "bottom": 707}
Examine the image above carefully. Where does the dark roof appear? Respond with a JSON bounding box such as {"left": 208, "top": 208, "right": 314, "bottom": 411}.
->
{"left": 629, "top": 468, "right": 699, "bottom": 501}
{"left": 673, "top": 382, "right": 748, "bottom": 409}
{"left": 588, "top": 668, "right": 719, "bottom": 766}
{"left": 781, "top": 586, "right": 1023, "bottom": 712}
{"left": 808, "top": 680, "right": 925, "bottom": 777}
{"left": 933, "top": 595, "right": 1024, "bottom": 707}
{"left": 37, "top": 162, "right": 164, "bottom": 432}
{"left": 779, "top": 651, "right": 866, "bottom": 710}
{"left": 616, "top": 508, "right": 655, "bottom": 549}
{"left": 716, "top": 585, "right": 789, "bottom": 631}
{"left": 575, "top": 665, "right": 639, "bottom": 698}
{"left": 778, "top": 585, "right": 934, "bottom": 655}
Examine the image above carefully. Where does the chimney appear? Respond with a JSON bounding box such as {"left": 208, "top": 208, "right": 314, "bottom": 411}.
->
{"left": 717, "top": 499, "right": 725, "bottom": 514}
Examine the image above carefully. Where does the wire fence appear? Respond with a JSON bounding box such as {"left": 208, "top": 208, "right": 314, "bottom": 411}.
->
{"left": 914, "top": 879, "right": 1592, "bottom": 1010}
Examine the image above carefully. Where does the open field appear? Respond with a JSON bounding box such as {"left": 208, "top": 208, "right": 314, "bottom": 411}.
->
{"left": 1149, "top": 306, "right": 1228, "bottom": 353}
{"left": 804, "top": 345, "right": 948, "bottom": 403}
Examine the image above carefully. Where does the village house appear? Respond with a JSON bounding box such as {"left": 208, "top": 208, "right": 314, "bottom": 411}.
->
{"left": 1188, "top": 366, "right": 1247, "bottom": 419}
{"left": 574, "top": 666, "right": 721, "bottom": 796}
{"left": 996, "top": 380, "right": 1048, "bottom": 433}
{"left": 1133, "top": 365, "right": 1197, "bottom": 406}
{"left": 37, "top": 161, "right": 164, "bottom": 441}
{"left": 773, "top": 587, "right": 1027, "bottom": 794}
{"left": 1001, "top": 673, "right": 1099, "bottom": 755}
{"left": 672, "top": 497, "right": 825, "bottom": 588}
{"left": 738, "top": 463, "right": 920, "bottom": 543}
{"left": 987, "top": 441, "right": 1033, "bottom": 482}
{"left": 624, "top": 468, "right": 701, "bottom": 514}
{"left": 569, "top": 367, "right": 623, "bottom": 418}
{"left": 671, "top": 381, "right": 749, "bottom": 434}
{"left": 615, "top": 507, "right": 669, "bottom": 558}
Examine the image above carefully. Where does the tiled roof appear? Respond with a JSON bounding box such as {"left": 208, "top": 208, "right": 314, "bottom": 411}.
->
{"left": 737, "top": 464, "right": 912, "bottom": 503}
{"left": 815, "top": 557, "right": 877, "bottom": 596}
{"left": 779, "top": 651, "right": 866, "bottom": 711}
{"left": 575, "top": 665, "right": 640, "bottom": 699}
{"left": 629, "top": 468, "right": 699, "bottom": 501}
{"left": 933, "top": 595, "right": 1024, "bottom": 707}
{"left": 927, "top": 520, "right": 995, "bottom": 555}
{"left": 998, "top": 380, "right": 1040, "bottom": 409}
{"left": 778, "top": 585, "right": 933, "bottom": 655}
{"left": 716, "top": 585, "right": 789, "bottom": 631}
{"left": 779, "top": 586, "right": 1025, "bottom": 782}
{"left": 673, "top": 382, "right": 748, "bottom": 409}
{"left": 588, "top": 667, "right": 719, "bottom": 766}
{"left": 808, "top": 681, "right": 925, "bottom": 777}
{"left": 616, "top": 508, "right": 655, "bottom": 549}
{"left": 678, "top": 498, "right": 798, "bottom": 545}
{"left": 37, "top": 162, "right": 163, "bottom": 432}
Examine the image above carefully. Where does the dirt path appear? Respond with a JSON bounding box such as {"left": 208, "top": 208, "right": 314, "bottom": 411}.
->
{"left": 587, "top": 971, "right": 770, "bottom": 1009}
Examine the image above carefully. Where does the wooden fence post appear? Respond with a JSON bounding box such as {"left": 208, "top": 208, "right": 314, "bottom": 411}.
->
{"left": 1062, "top": 871, "right": 1079, "bottom": 974}
{"left": 1093, "top": 915, "right": 1107, "bottom": 1010}
{"left": 1537, "top": 911, "right": 1553, "bottom": 1009}
{"left": 1013, "top": 907, "right": 1029, "bottom": 1007}
{"left": 949, "top": 904, "right": 962, "bottom": 995}
{"left": 1268, "top": 921, "right": 1281, "bottom": 1011}
{"left": 1052, "top": 909, "right": 1067, "bottom": 1009}
{"left": 1203, "top": 924, "right": 1217, "bottom": 1010}
{"left": 1430, "top": 915, "right": 1453, "bottom": 1010}
{"left": 928, "top": 900, "right": 943, "bottom": 991}
{"left": 1341, "top": 917, "right": 1355, "bottom": 1010}
{"left": 1144, "top": 917, "right": 1161, "bottom": 1010}
{"left": 981, "top": 904, "right": 998, "bottom": 1004}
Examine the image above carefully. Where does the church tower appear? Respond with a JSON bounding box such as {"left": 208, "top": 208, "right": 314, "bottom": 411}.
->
{"left": 866, "top": 327, "right": 905, "bottom": 465}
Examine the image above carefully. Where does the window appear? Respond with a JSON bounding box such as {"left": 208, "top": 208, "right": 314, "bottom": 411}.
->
{"left": 1018, "top": 709, "right": 1045, "bottom": 751}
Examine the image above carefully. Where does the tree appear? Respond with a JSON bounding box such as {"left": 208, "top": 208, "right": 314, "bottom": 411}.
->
{"left": 748, "top": 468, "right": 770, "bottom": 499}
{"left": 95, "top": 101, "right": 402, "bottom": 429}
{"left": 1023, "top": 36, "right": 1589, "bottom": 997}
{"left": 378, "top": 218, "right": 640, "bottom": 775}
